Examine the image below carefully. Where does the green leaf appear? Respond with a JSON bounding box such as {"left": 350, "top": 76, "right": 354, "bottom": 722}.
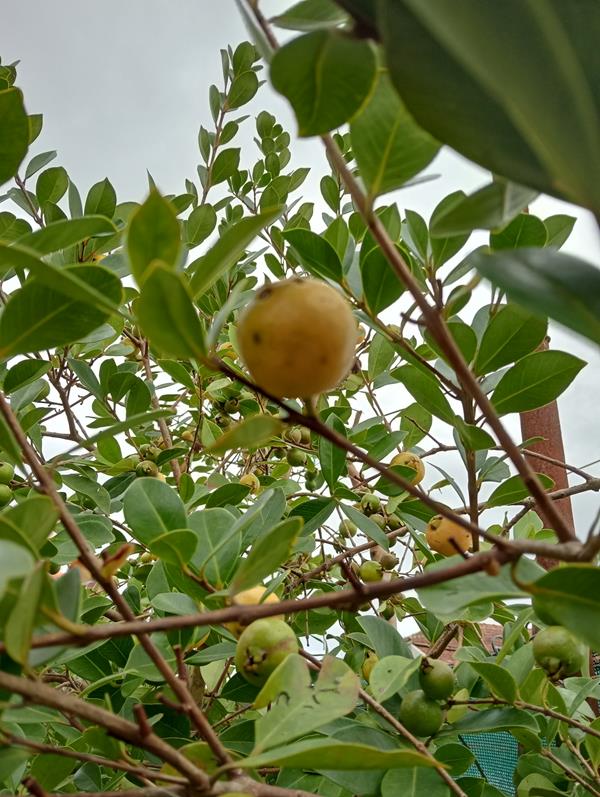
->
{"left": 239, "top": 737, "right": 433, "bottom": 770}
{"left": 490, "top": 213, "right": 547, "bottom": 250}
{"left": 270, "top": 29, "right": 377, "bottom": 136}
{"left": 0, "top": 496, "right": 58, "bottom": 552}
{"left": 189, "top": 508, "right": 241, "bottom": 588}
{"left": 127, "top": 190, "right": 181, "bottom": 286}
{"left": 4, "top": 359, "right": 51, "bottom": 394}
{"left": 361, "top": 245, "right": 405, "bottom": 314}
{"left": 189, "top": 206, "right": 282, "bottom": 298}
{"left": 350, "top": 70, "right": 440, "bottom": 200}
{"left": 206, "top": 415, "right": 284, "bottom": 455}
{"left": 272, "top": 0, "right": 348, "bottom": 32}
{"left": 472, "top": 248, "right": 600, "bottom": 348}
{"left": 469, "top": 662, "right": 518, "bottom": 703}
{"left": 452, "top": 706, "right": 540, "bottom": 747}
{"left": 393, "top": 365, "right": 454, "bottom": 424}
{"left": 148, "top": 529, "right": 198, "bottom": 568}
{"left": 369, "top": 655, "right": 420, "bottom": 703}
{"left": 0, "top": 265, "right": 122, "bottom": 357}
{"left": 429, "top": 181, "right": 536, "bottom": 237}
{"left": 84, "top": 178, "right": 116, "bottom": 218}
{"left": 527, "top": 564, "right": 600, "bottom": 650}
{"left": 227, "top": 72, "right": 259, "bottom": 109}
{"left": 0, "top": 539, "right": 34, "bottom": 599}
{"left": 434, "top": 744, "right": 475, "bottom": 777}
{"left": 341, "top": 503, "right": 389, "bottom": 549}
{"left": 5, "top": 562, "right": 45, "bottom": 664}
{"left": 62, "top": 474, "right": 111, "bottom": 514}
{"left": 229, "top": 516, "right": 303, "bottom": 594}
{"left": 136, "top": 263, "right": 205, "bottom": 360}
{"left": 24, "top": 150, "right": 57, "bottom": 179}
{"left": 544, "top": 214, "right": 576, "bottom": 250}
{"left": 358, "top": 615, "right": 414, "bottom": 658}
{"left": 418, "top": 557, "right": 544, "bottom": 621}
{"left": 71, "top": 410, "right": 173, "bottom": 451}
{"left": 0, "top": 212, "right": 31, "bottom": 243}
{"left": 491, "top": 350, "right": 585, "bottom": 415}
{"left": 367, "top": 332, "right": 396, "bottom": 380}
{"left": 282, "top": 228, "right": 342, "bottom": 282}
{"left": 36, "top": 166, "right": 68, "bottom": 206}
{"left": 254, "top": 655, "right": 359, "bottom": 753}
{"left": 123, "top": 477, "right": 187, "bottom": 549}
{"left": 186, "top": 204, "right": 217, "bottom": 247}
{"left": 453, "top": 418, "right": 495, "bottom": 452}
{"left": 474, "top": 304, "right": 547, "bottom": 376}
{"left": 487, "top": 473, "right": 553, "bottom": 509}
{"left": 378, "top": 1, "right": 600, "bottom": 213}
{"left": 318, "top": 414, "right": 347, "bottom": 490}
{"left": 382, "top": 767, "right": 451, "bottom": 797}
{"left": 0, "top": 88, "right": 29, "bottom": 185}
{"left": 17, "top": 216, "right": 117, "bottom": 255}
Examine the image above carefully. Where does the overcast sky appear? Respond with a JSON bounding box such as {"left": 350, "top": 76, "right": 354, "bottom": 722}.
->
{"left": 4, "top": 0, "right": 600, "bottom": 534}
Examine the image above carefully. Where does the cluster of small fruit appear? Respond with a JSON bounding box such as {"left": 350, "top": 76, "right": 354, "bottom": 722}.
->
{"left": 133, "top": 443, "right": 166, "bottom": 480}
{"left": 0, "top": 462, "right": 14, "bottom": 507}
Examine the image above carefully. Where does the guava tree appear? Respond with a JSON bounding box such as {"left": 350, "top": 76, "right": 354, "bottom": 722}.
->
{"left": 0, "top": 2, "right": 600, "bottom": 797}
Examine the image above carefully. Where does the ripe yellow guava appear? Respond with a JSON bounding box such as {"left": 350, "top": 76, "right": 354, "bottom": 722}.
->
{"left": 426, "top": 515, "right": 472, "bottom": 556}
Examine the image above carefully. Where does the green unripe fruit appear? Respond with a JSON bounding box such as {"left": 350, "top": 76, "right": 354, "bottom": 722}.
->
{"left": 305, "top": 478, "right": 318, "bottom": 492}
{"left": 235, "top": 618, "right": 299, "bottom": 686}
{"left": 286, "top": 448, "right": 307, "bottom": 467}
{"left": 215, "top": 414, "right": 231, "bottom": 428}
{"left": 379, "top": 552, "right": 399, "bottom": 571}
{"left": 339, "top": 519, "right": 357, "bottom": 538}
{"left": 300, "top": 427, "right": 311, "bottom": 446}
{"left": 181, "top": 429, "right": 196, "bottom": 442}
{"left": 387, "top": 513, "right": 403, "bottom": 531}
{"left": 284, "top": 428, "right": 302, "bottom": 445}
{"left": 533, "top": 626, "right": 584, "bottom": 682}
{"left": 0, "top": 484, "right": 13, "bottom": 507}
{"left": 419, "top": 658, "right": 456, "bottom": 700}
{"left": 360, "top": 493, "right": 380, "bottom": 515}
{"left": 380, "top": 602, "right": 395, "bottom": 620}
{"left": 0, "top": 462, "right": 15, "bottom": 485}
{"left": 224, "top": 398, "right": 239, "bottom": 414}
{"left": 136, "top": 460, "right": 159, "bottom": 478}
{"left": 399, "top": 690, "right": 444, "bottom": 737}
{"left": 359, "top": 560, "right": 383, "bottom": 583}
{"left": 370, "top": 513, "right": 386, "bottom": 530}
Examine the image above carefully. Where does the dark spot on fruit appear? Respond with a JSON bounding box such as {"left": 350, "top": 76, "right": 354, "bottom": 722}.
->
{"left": 258, "top": 287, "right": 272, "bottom": 299}
{"left": 253, "top": 331, "right": 262, "bottom": 344}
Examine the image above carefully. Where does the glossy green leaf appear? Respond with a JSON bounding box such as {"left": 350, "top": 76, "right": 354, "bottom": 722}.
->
{"left": 418, "top": 557, "right": 544, "bottom": 621}
{"left": 0, "top": 539, "right": 34, "bottom": 599}
{"left": 0, "top": 88, "right": 29, "bottom": 185}
{"left": 272, "top": 0, "right": 348, "bottom": 31}
{"left": 189, "top": 508, "right": 241, "bottom": 588}
{"left": 254, "top": 655, "right": 359, "bottom": 752}
{"left": 206, "top": 415, "right": 284, "bottom": 455}
{"left": 136, "top": 262, "right": 205, "bottom": 360}
{"left": 4, "top": 359, "right": 51, "bottom": 395}
{"left": 270, "top": 29, "right": 377, "bottom": 136}
{"left": 5, "top": 562, "right": 45, "bottom": 664}
{"left": 453, "top": 418, "right": 495, "bottom": 452}
{"left": 211, "top": 147, "right": 240, "bottom": 185}
{"left": 123, "top": 477, "right": 187, "bottom": 549}
{"left": 127, "top": 189, "right": 181, "bottom": 286}
{"left": 189, "top": 206, "right": 282, "bottom": 298}
{"left": 393, "top": 365, "right": 454, "bottom": 424}
{"left": 186, "top": 204, "right": 217, "bottom": 247}
{"left": 17, "top": 216, "right": 117, "bottom": 255}
{"left": 229, "top": 516, "right": 303, "bottom": 594}
{"left": 430, "top": 181, "right": 536, "bottom": 237}
{"left": 544, "top": 214, "right": 576, "bottom": 250}
{"left": 378, "top": 1, "right": 600, "bottom": 213}
{"left": 36, "top": 166, "right": 68, "bottom": 206}
{"left": 84, "top": 178, "right": 117, "bottom": 218}
{"left": 452, "top": 707, "right": 540, "bottom": 747}
{"left": 318, "top": 414, "right": 347, "bottom": 490}
{"left": 0, "top": 265, "right": 122, "bottom": 356}
{"left": 358, "top": 615, "right": 414, "bottom": 658}
{"left": 490, "top": 213, "right": 547, "bottom": 250}
{"left": 361, "top": 245, "right": 405, "bottom": 314}
{"left": 472, "top": 248, "right": 600, "bottom": 347}
{"left": 0, "top": 496, "right": 58, "bottom": 553}
{"left": 434, "top": 744, "right": 475, "bottom": 777}
{"left": 474, "top": 304, "right": 547, "bottom": 376}
{"left": 487, "top": 473, "right": 553, "bottom": 508}
{"left": 528, "top": 565, "right": 600, "bottom": 650}
{"left": 469, "top": 662, "right": 518, "bottom": 703}
{"left": 382, "top": 767, "right": 450, "bottom": 797}
{"left": 62, "top": 474, "right": 111, "bottom": 514}
{"left": 283, "top": 228, "right": 342, "bottom": 282}
{"left": 239, "top": 737, "right": 433, "bottom": 770}
{"left": 227, "top": 71, "right": 259, "bottom": 109}
{"left": 24, "top": 150, "right": 57, "bottom": 179}
{"left": 369, "top": 655, "right": 420, "bottom": 703}
{"left": 350, "top": 70, "right": 439, "bottom": 200}
{"left": 491, "top": 350, "right": 585, "bottom": 415}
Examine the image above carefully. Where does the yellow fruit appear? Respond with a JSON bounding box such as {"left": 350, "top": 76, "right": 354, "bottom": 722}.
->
{"left": 237, "top": 278, "right": 357, "bottom": 398}
{"left": 426, "top": 515, "right": 472, "bottom": 556}
{"left": 239, "top": 472, "right": 260, "bottom": 493}
{"left": 362, "top": 652, "right": 378, "bottom": 681}
{"left": 225, "top": 586, "right": 282, "bottom": 638}
{"left": 391, "top": 452, "right": 425, "bottom": 485}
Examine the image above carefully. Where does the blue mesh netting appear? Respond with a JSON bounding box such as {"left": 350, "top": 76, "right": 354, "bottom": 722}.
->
{"left": 461, "top": 732, "right": 519, "bottom": 795}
